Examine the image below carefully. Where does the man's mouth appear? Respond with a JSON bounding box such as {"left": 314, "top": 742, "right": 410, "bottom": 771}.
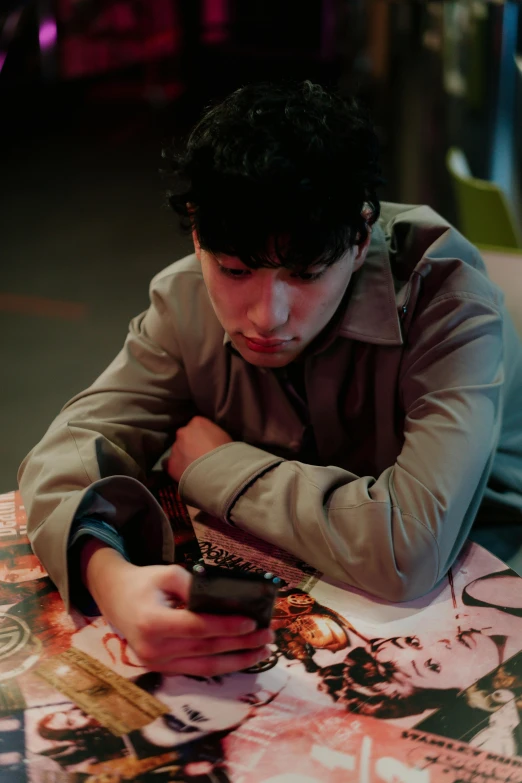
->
{"left": 243, "top": 336, "right": 293, "bottom": 353}
{"left": 245, "top": 336, "right": 291, "bottom": 345}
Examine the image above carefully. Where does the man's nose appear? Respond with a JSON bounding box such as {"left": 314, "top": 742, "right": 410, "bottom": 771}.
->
{"left": 247, "top": 278, "right": 290, "bottom": 334}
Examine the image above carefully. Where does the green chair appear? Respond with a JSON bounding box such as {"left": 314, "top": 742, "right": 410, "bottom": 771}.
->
{"left": 446, "top": 147, "right": 522, "bottom": 251}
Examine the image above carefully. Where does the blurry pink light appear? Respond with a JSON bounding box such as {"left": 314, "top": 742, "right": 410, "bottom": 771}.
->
{"left": 39, "top": 19, "right": 57, "bottom": 51}
{"left": 203, "top": 0, "right": 228, "bottom": 43}
{"left": 0, "top": 53, "right": 6, "bottom": 73}
{"left": 203, "top": 0, "right": 227, "bottom": 25}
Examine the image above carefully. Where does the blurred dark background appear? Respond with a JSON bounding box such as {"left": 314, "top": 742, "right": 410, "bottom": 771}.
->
{"left": 1, "top": 0, "right": 521, "bottom": 492}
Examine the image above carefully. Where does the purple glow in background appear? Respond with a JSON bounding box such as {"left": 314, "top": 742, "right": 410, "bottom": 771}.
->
{"left": 1, "top": 10, "right": 22, "bottom": 72}
{"left": 39, "top": 18, "right": 57, "bottom": 51}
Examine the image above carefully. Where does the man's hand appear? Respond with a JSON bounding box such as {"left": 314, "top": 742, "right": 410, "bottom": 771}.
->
{"left": 83, "top": 542, "right": 273, "bottom": 676}
{"left": 166, "top": 415, "right": 233, "bottom": 482}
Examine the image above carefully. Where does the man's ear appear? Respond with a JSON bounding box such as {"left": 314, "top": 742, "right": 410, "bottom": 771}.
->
{"left": 353, "top": 227, "right": 372, "bottom": 273}
{"left": 191, "top": 226, "right": 201, "bottom": 260}
{"left": 187, "top": 203, "right": 201, "bottom": 260}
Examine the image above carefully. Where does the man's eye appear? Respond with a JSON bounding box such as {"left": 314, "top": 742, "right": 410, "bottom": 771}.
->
{"left": 218, "top": 266, "right": 250, "bottom": 278}
{"left": 293, "top": 269, "right": 327, "bottom": 283}
{"left": 405, "top": 636, "right": 421, "bottom": 649}
{"left": 425, "top": 658, "right": 441, "bottom": 673}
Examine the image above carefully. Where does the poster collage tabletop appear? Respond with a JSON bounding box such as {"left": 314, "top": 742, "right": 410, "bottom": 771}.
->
{"left": 1, "top": 476, "right": 522, "bottom": 782}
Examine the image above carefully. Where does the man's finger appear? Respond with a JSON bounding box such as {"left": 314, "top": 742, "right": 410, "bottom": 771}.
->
{"left": 156, "top": 563, "right": 192, "bottom": 604}
{"left": 138, "top": 628, "right": 274, "bottom": 666}
{"left": 156, "top": 645, "right": 273, "bottom": 677}
{"left": 139, "top": 605, "right": 258, "bottom": 642}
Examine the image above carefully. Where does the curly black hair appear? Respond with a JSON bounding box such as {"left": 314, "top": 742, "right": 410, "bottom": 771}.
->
{"left": 164, "top": 81, "right": 383, "bottom": 271}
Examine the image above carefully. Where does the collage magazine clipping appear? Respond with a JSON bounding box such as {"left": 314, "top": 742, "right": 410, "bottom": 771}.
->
{"left": 2, "top": 475, "right": 522, "bottom": 782}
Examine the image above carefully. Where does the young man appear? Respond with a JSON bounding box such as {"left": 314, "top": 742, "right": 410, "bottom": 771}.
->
{"left": 18, "top": 81, "right": 522, "bottom": 677}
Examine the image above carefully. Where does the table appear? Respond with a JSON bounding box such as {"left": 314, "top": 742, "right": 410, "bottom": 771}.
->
{"left": 2, "top": 480, "right": 522, "bottom": 782}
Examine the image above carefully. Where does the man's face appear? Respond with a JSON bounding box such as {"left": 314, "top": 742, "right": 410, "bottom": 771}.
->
{"left": 194, "top": 234, "right": 369, "bottom": 368}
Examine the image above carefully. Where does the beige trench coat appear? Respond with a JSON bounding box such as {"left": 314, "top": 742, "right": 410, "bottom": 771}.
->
{"left": 18, "top": 203, "right": 522, "bottom": 607}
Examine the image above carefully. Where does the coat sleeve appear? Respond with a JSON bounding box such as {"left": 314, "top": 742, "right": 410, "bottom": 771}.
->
{"left": 179, "top": 294, "right": 504, "bottom": 602}
{"left": 18, "top": 275, "right": 197, "bottom": 609}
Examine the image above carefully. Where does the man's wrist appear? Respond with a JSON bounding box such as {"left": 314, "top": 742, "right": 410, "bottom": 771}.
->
{"left": 80, "top": 537, "right": 130, "bottom": 609}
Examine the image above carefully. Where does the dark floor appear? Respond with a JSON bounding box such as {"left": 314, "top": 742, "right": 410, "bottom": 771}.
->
{"left": 0, "top": 67, "right": 393, "bottom": 495}
{"left": 1, "top": 89, "right": 194, "bottom": 493}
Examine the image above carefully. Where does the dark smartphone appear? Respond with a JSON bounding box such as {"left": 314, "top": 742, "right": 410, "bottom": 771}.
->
{"left": 187, "top": 563, "right": 281, "bottom": 628}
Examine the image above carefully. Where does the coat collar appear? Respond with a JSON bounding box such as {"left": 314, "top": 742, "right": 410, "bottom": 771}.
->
{"left": 337, "top": 221, "right": 403, "bottom": 346}
{"left": 223, "top": 220, "right": 404, "bottom": 354}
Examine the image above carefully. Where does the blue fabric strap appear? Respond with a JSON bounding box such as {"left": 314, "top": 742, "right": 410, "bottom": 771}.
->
{"left": 68, "top": 517, "right": 130, "bottom": 562}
